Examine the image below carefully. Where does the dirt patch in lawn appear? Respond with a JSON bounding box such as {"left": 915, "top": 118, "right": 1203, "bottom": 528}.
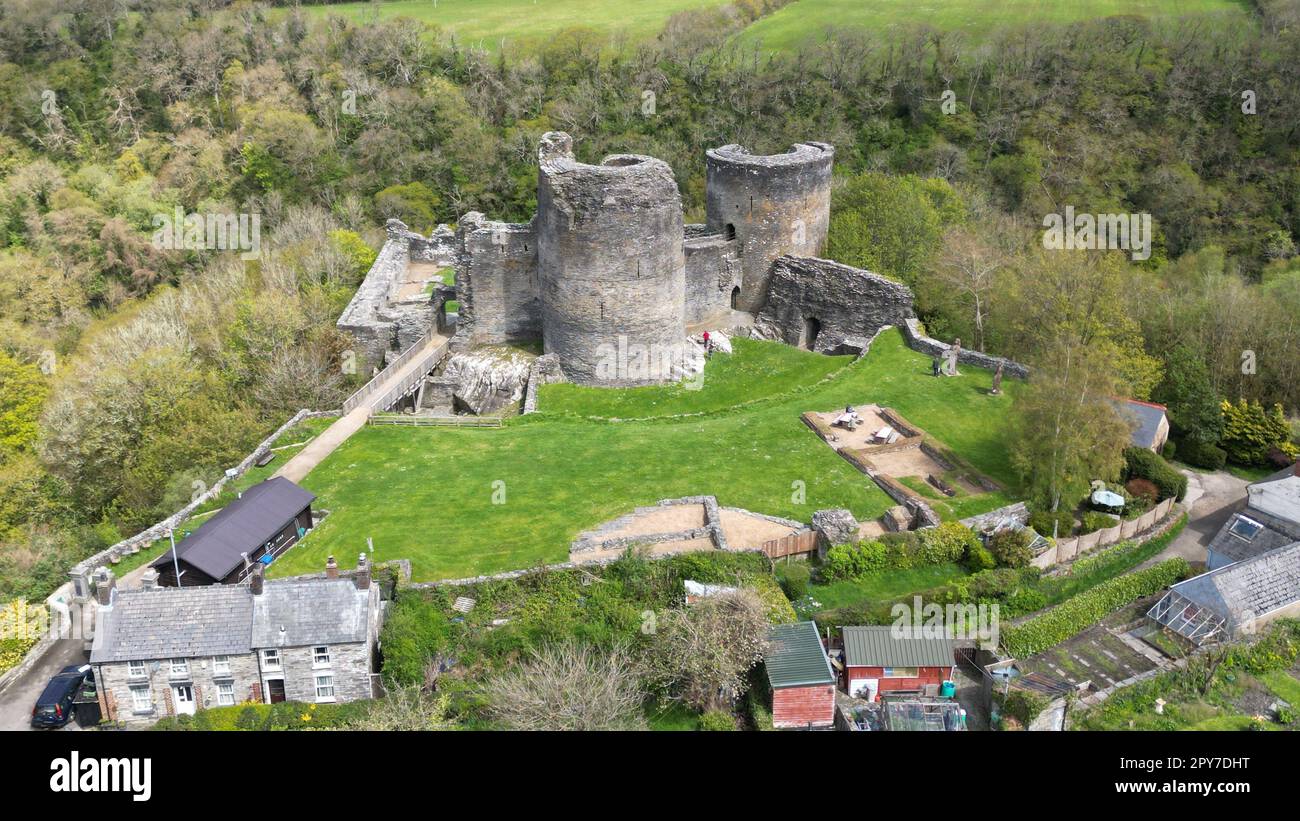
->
{"left": 597, "top": 504, "right": 707, "bottom": 540}
{"left": 719, "top": 508, "right": 801, "bottom": 548}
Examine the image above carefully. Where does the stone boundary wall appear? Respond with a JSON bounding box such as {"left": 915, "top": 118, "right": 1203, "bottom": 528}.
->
{"left": 900, "top": 318, "right": 1029, "bottom": 379}
{"left": 68, "top": 408, "right": 340, "bottom": 584}
{"left": 1030, "top": 498, "right": 1177, "bottom": 569}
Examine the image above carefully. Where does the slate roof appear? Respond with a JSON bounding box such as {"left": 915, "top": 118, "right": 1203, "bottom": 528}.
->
{"left": 841, "top": 626, "right": 960, "bottom": 668}
{"left": 251, "top": 578, "right": 371, "bottom": 648}
{"left": 1168, "top": 541, "right": 1300, "bottom": 630}
{"left": 91, "top": 585, "right": 253, "bottom": 663}
{"left": 766, "top": 621, "right": 836, "bottom": 689}
{"left": 1113, "top": 398, "right": 1167, "bottom": 449}
{"left": 1207, "top": 510, "right": 1299, "bottom": 565}
{"left": 152, "top": 478, "right": 314, "bottom": 581}
{"left": 91, "top": 577, "right": 371, "bottom": 664}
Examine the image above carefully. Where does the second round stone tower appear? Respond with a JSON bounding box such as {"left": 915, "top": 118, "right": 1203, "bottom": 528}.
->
{"left": 536, "top": 132, "right": 687, "bottom": 386}
{"left": 705, "top": 141, "right": 834, "bottom": 312}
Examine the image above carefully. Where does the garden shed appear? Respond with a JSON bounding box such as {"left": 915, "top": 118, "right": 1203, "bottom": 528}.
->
{"left": 765, "top": 621, "right": 836, "bottom": 729}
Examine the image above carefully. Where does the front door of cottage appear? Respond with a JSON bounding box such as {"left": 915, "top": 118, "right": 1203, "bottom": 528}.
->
{"left": 267, "top": 679, "right": 286, "bottom": 703}
{"left": 172, "top": 685, "right": 197, "bottom": 715}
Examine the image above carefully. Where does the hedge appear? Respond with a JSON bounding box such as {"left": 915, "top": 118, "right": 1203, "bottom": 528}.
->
{"left": 1122, "top": 447, "right": 1188, "bottom": 502}
{"left": 1000, "top": 558, "right": 1191, "bottom": 658}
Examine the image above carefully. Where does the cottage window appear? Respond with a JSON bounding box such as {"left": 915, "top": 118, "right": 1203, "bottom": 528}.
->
{"left": 312, "top": 646, "right": 331, "bottom": 667}
{"left": 212, "top": 656, "right": 231, "bottom": 676}
{"left": 127, "top": 660, "right": 146, "bottom": 679}
{"left": 314, "top": 674, "right": 336, "bottom": 702}
{"left": 169, "top": 658, "right": 189, "bottom": 677}
{"left": 217, "top": 682, "right": 235, "bottom": 706}
{"left": 882, "top": 667, "right": 919, "bottom": 678}
{"left": 261, "top": 649, "right": 281, "bottom": 671}
{"left": 129, "top": 685, "right": 152, "bottom": 713}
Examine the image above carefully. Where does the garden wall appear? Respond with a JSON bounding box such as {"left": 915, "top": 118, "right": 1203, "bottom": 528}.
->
{"left": 1030, "top": 498, "right": 1177, "bottom": 569}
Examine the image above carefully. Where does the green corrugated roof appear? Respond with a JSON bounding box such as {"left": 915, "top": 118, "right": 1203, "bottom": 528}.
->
{"left": 841, "top": 626, "right": 959, "bottom": 668}
{"left": 766, "top": 621, "right": 836, "bottom": 689}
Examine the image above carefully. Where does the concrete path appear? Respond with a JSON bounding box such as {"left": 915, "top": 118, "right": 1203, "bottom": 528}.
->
{"left": 274, "top": 333, "right": 447, "bottom": 484}
{"left": 0, "top": 640, "right": 89, "bottom": 731}
{"left": 1139, "top": 469, "right": 1249, "bottom": 569}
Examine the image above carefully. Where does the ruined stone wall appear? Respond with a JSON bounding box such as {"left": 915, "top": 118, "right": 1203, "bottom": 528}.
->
{"left": 756, "top": 255, "right": 915, "bottom": 353}
{"left": 900, "top": 318, "right": 1030, "bottom": 379}
{"left": 336, "top": 219, "right": 436, "bottom": 372}
{"left": 536, "top": 132, "right": 686, "bottom": 386}
{"left": 705, "top": 142, "right": 833, "bottom": 312}
{"left": 454, "top": 213, "right": 541, "bottom": 347}
{"left": 683, "top": 229, "right": 741, "bottom": 326}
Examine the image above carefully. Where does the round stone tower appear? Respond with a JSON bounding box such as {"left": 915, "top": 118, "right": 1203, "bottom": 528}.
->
{"left": 536, "top": 132, "right": 686, "bottom": 386}
{"left": 705, "top": 141, "right": 834, "bottom": 312}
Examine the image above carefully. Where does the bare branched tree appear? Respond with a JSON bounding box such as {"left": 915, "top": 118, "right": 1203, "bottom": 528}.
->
{"left": 641, "top": 590, "right": 770, "bottom": 713}
{"left": 485, "top": 642, "right": 647, "bottom": 731}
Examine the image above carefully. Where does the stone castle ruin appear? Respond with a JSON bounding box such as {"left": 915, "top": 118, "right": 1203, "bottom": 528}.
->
{"left": 337, "top": 132, "right": 931, "bottom": 413}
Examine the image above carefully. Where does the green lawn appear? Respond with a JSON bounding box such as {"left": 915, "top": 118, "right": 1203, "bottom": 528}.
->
{"left": 282, "top": 0, "right": 730, "bottom": 50}
{"left": 271, "top": 328, "right": 1023, "bottom": 581}
{"left": 798, "top": 562, "right": 969, "bottom": 610}
{"left": 735, "top": 0, "right": 1251, "bottom": 52}
{"left": 539, "top": 336, "right": 851, "bottom": 419}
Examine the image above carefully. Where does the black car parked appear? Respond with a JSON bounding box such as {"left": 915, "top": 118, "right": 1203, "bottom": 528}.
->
{"left": 31, "top": 664, "right": 93, "bottom": 729}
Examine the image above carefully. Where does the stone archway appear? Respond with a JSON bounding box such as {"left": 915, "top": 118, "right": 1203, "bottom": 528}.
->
{"left": 730, "top": 286, "right": 740, "bottom": 310}
{"left": 801, "top": 316, "right": 821, "bottom": 350}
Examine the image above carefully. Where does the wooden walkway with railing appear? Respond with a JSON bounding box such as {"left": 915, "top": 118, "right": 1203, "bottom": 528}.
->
{"left": 275, "top": 332, "right": 451, "bottom": 482}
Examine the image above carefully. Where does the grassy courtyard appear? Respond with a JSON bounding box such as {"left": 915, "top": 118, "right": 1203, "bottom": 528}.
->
{"left": 270, "top": 328, "right": 1023, "bottom": 582}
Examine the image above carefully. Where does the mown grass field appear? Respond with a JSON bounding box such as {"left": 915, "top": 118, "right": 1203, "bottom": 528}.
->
{"left": 283, "top": 0, "right": 1251, "bottom": 53}
{"left": 735, "top": 0, "right": 1251, "bottom": 51}
{"left": 269, "top": 329, "right": 1023, "bottom": 582}
{"left": 283, "top": 0, "right": 729, "bottom": 49}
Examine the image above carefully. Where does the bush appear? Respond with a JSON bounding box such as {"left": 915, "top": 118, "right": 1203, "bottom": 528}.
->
{"left": 1160, "top": 439, "right": 1177, "bottom": 460}
{"left": 1028, "top": 507, "right": 1074, "bottom": 539}
{"left": 1000, "top": 558, "right": 1190, "bottom": 657}
{"left": 988, "top": 528, "right": 1034, "bottom": 568}
{"left": 380, "top": 593, "right": 453, "bottom": 687}
{"left": 698, "top": 709, "right": 736, "bottom": 731}
{"left": 821, "top": 540, "right": 887, "bottom": 581}
{"left": 1078, "top": 511, "right": 1117, "bottom": 535}
{"left": 1125, "top": 478, "right": 1158, "bottom": 503}
{"left": 1123, "top": 447, "right": 1187, "bottom": 501}
{"left": 1000, "top": 689, "right": 1050, "bottom": 727}
{"left": 1177, "top": 437, "right": 1227, "bottom": 470}
{"left": 918, "top": 521, "right": 979, "bottom": 565}
{"left": 780, "top": 564, "right": 810, "bottom": 600}
{"left": 1220, "top": 399, "right": 1294, "bottom": 467}
{"left": 965, "top": 543, "right": 996, "bottom": 572}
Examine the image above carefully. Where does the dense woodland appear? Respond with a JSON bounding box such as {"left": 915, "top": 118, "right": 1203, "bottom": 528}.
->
{"left": 0, "top": 0, "right": 1298, "bottom": 600}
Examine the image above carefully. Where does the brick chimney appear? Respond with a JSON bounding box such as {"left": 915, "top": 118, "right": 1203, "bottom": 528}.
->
{"left": 141, "top": 568, "right": 160, "bottom": 591}
{"left": 250, "top": 563, "right": 264, "bottom": 596}
{"left": 325, "top": 555, "right": 339, "bottom": 580}
{"left": 354, "top": 553, "right": 371, "bottom": 591}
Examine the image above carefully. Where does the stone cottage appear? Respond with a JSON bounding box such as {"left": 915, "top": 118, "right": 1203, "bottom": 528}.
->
{"left": 90, "top": 556, "right": 382, "bottom": 727}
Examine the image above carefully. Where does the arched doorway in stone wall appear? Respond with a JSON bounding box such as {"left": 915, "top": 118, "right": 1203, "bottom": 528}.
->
{"left": 730, "top": 286, "right": 740, "bottom": 310}
{"left": 801, "top": 317, "right": 821, "bottom": 350}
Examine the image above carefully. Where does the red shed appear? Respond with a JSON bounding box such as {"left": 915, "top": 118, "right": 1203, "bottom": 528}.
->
{"left": 766, "top": 621, "right": 837, "bottom": 729}
{"left": 841, "top": 626, "right": 958, "bottom": 702}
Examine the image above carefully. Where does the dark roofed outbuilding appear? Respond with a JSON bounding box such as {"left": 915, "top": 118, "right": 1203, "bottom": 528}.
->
{"left": 152, "top": 477, "right": 315, "bottom": 587}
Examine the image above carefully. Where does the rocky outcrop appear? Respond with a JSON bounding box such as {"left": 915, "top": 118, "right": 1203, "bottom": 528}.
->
{"left": 442, "top": 346, "right": 537, "bottom": 415}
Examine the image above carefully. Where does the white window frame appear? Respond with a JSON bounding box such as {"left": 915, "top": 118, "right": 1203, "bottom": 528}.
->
{"left": 127, "top": 660, "right": 146, "bottom": 679}
{"left": 169, "top": 658, "right": 189, "bottom": 677}
{"left": 882, "top": 667, "right": 919, "bottom": 678}
{"left": 129, "top": 685, "right": 152, "bottom": 713}
{"left": 261, "top": 649, "right": 281, "bottom": 671}
{"left": 211, "top": 656, "right": 231, "bottom": 676}
{"left": 216, "top": 682, "right": 235, "bottom": 706}
{"left": 314, "top": 673, "right": 336, "bottom": 703}
{"left": 312, "top": 646, "right": 331, "bottom": 668}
